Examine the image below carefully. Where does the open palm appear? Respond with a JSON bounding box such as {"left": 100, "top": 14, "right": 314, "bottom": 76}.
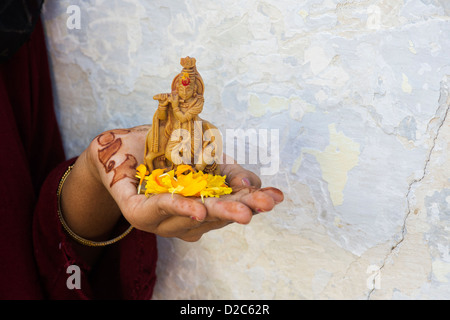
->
{"left": 63, "top": 125, "right": 283, "bottom": 243}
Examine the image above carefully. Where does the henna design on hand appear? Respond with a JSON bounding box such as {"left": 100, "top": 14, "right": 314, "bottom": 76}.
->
{"left": 96, "top": 129, "right": 138, "bottom": 187}
{"left": 98, "top": 138, "right": 121, "bottom": 173}
{"left": 109, "top": 153, "right": 138, "bottom": 188}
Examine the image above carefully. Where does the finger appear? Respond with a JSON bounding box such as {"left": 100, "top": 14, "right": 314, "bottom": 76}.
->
{"left": 155, "top": 193, "right": 207, "bottom": 222}
{"left": 126, "top": 193, "right": 206, "bottom": 232}
{"left": 227, "top": 186, "right": 284, "bottom": 213}
{"left": 152, "top": 215, "right": 199, "bottom": 238}
{"left": 202, "top": 197, "right": 253, "bottom": 224}
{"left": 238, "top": 189, "right": 275, "bottom": 213}
{"left": 220, "top": 163, "right": 262, "bottom": 188}
{"left": 154, "top": 213, "right": 231, "bottom": 240}
{"left": 177, "top": 220, "right": 231, "bottom": 242}
{"left": 259, "top": 187, "right": 284, "bottom": 204}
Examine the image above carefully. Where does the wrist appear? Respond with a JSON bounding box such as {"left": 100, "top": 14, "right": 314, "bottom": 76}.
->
{"left": 60, "top": 147, "right": 122, "bottom": 242}
{"left": 57, "top": 164, "right": 132, "bottom": 246}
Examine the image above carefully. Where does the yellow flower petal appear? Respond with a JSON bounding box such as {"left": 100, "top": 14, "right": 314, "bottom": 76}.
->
{"left": 136, "top": 164, "right": 150, "bottom": 194}
{"left": 144, "top": 169, "right": 170, "bottom": 196}
{"left": 182, "top": 180, "right": 208, "bottom": 197}
{"left": 143, "top": 168, "right": 232, "bottom": 199}
{"left": 206, "top": 174, "right": 227, "bottom": 187}
{"left": 175, "top": 164, "right": 195, "bottom": 177}
{"left": 136, "top": 164, "right": 148, "bottom": 178}
{"left": 160, "top": 172, "right": 177, "bottom": 189}
{"left": 169, "top": 185, "right": 185, "bottom": 198}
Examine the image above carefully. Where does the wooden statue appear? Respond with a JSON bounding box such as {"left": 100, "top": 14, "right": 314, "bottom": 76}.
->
{"left": 144, "top": 57, "right": 221, "bottom": 175}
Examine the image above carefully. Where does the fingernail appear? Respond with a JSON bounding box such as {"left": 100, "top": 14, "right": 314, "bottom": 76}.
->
{"left": 255, "top": 208, "right": 265, "bottom": 213}
{"left": 242, "top": 178, "right": 251, "bottom": 186}
{"left": 191, "top": 216, "right": 204, "bottom": 222}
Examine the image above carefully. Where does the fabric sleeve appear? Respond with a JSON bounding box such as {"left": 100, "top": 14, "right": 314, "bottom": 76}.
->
{"left": 33, "top": 158, "right": 158, "bottom": 299}
{"left": 0, "top": 17, "right": 65, "bottom": 299}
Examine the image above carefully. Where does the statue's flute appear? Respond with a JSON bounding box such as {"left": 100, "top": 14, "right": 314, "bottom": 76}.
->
{"left": 153, "top": 93, "right": 171, "bottom": 101}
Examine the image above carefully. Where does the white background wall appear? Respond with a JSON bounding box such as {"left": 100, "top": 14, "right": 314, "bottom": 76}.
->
{"left": 42, "top": 0, "right": 450, "bottom": 299}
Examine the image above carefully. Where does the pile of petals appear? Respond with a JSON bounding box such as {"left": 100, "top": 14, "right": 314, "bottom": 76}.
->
{"left": 135, "top": 164, "right": 232, "bottom": 202}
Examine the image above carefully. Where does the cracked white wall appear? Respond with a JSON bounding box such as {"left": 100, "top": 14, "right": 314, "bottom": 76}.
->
{"left": 42, "top": 0, "right": 450, "bottom": 299}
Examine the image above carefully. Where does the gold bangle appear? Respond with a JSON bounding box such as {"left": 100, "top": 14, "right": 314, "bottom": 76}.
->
{"left": 56, "top": 164, "right": 134, "bottom": 247}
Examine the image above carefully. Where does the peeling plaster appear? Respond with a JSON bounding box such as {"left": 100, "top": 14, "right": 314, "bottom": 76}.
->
{"left": 42, "top": 0, "right": 450, "bottom": 299}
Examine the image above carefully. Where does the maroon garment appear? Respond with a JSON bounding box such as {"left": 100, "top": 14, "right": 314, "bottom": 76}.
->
{"left": 0, "top": 17, "right": 62, "bottom": 299}
{"left": 33, "top": 158, "right": 158, "bottom": 299}
{"left": 0, "top": 19, "right": 157, "bottom": 299}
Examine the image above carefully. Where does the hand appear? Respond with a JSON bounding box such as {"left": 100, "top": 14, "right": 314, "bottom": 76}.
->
{"left": 168, "top": 92, "right": 179, "bottom": 108}
{"left": 61, "top": 125, "right": 284, "bottom": 243}
{"left": 153, "top": 93, "right": 169, "bottom": 107}
{"left": 159, "top": 100, "right": 169, "bottom": 108}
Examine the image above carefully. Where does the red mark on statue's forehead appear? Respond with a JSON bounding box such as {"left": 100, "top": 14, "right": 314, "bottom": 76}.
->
{"left": 181, "top": 72, "right": 191, "bottom": 86}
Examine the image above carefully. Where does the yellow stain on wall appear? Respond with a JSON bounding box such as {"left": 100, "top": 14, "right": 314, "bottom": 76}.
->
{"left": 248, "top": 94, "right": 317, "bottom": 120}
{"left": 402, "top": 73, "right": 412, "bottom": 94}
{"left": 408, "top": 40, "right": 417, "bottom": 54}
{"left": 248, "top": 94, "right": 290, "bottom": 117}
{"left": 293, "top": 123, "right": 360, "bottom": 206}
{"left": 298, "top": 9, "right": 309, "bottom": 19}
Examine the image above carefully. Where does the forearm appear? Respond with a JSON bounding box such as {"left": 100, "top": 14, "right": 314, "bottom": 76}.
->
{"left": 157, "top": 106, "right": 167, "bottom": 120}
{"left": 173, "top": 106, "right": 199, "bottom": 123}
{"left": 172, "top": 106, "right": 186, "bottom": 122}
{"left": 60, "top": 149, "right": 122, "bottom": 242}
